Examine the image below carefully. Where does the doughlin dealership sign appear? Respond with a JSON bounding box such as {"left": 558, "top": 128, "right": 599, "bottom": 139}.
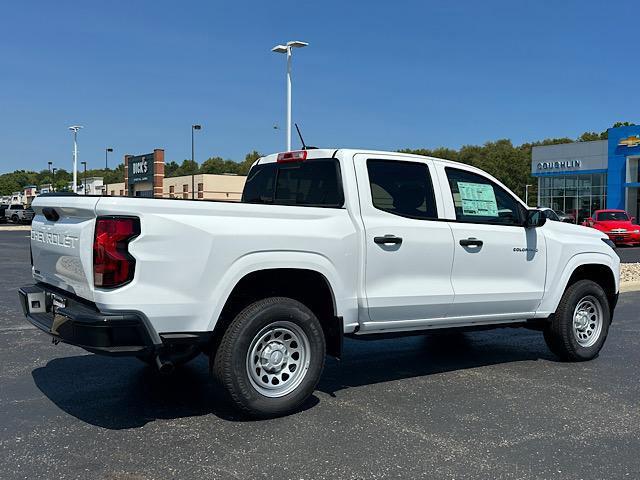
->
{"left": 536, "top": 159, "right": 582, "bottom": 171}
{"left": 128, "top": 153, "right": 154, "bottom": 184}
{"left": 532, "top": 140, "right": 608, "bottom": 175}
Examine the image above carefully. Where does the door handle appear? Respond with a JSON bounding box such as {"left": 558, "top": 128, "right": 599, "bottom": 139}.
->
{"left": 374, "top": 235, "right": 403, "bottom": 245}
{"left": 459, "top": 237, "right": 483, "bottom": 247}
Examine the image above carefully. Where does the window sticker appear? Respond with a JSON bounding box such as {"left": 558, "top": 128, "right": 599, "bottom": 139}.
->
{"left": 457, "top": 182, "right": 498, "bottom": 217}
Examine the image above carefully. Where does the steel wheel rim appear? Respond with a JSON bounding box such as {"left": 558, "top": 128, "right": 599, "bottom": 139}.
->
{"left": 246, "top": 321, "right": 311, "bottom": 398}
{"left": 572, "top": 295, "right": 603, "bottom": 348}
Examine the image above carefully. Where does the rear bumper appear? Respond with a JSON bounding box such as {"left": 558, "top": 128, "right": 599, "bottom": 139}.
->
{"left": 18, "top": 284, "right": 160, "bottom": 356}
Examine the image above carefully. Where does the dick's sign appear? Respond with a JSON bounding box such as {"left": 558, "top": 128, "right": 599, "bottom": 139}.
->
{"left": 128, "top": 153, "right": 154, "bottom": 183}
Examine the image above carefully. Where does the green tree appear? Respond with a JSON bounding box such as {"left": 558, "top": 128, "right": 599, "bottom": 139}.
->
{"left": 611, "top": 121, "right": 636, "bottom": 128}
{"left": 578, "top": 132, "right": 605, "bottom": 142}
{"left": 200, "top": 156, "right": 227, "bottom": 174}
{"left": 0, "top": 175, "right": 21, "bottom": 196}
{"left": 174, "top": 159, "right": 199, "bottom": 177}
{"left": 164, "top": 161, "right": 180, "bottom": 177}
{"left": 238, "top": 150, "right": 262, "bottom": 175}
{"left": 103, "top": 163, "right": 125, "bottom": 184}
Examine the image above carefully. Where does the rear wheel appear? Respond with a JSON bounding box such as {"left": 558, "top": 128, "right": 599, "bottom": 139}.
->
{"left": 544, "top": 279, "right": 611, "bottom": 361}
{"left": 214, "top": 297, "right": 325, "bottom": 418}
{"left": 11, "top": 215, "right": 19, "bottom": 223}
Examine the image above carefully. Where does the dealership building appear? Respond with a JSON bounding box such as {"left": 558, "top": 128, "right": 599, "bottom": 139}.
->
{"left": 532, "top": 125, "right": 640, "bottom": 223}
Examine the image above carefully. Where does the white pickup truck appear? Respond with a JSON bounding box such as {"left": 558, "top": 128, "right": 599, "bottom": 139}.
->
{"left": 20, "top": 148, "right": 620, "bottom": 417}
{"left": 5, "top": 204, "right": 34, "bottom": 223}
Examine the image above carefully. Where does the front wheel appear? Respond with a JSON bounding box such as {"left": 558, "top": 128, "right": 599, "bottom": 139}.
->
{"left": 543, "top": 279, "right": 611, "bottom": 361}
{"left": 214, "top": 297, "right": 326, "bottom": 418}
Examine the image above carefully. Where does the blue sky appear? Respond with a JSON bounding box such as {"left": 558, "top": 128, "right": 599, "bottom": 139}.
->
{"left": 0, "top": 0, "right": 638, "bottom": 174}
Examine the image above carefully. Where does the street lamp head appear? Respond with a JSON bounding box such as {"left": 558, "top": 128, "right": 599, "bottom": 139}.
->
{"left": 68, "top": 125, "right": 83, "bottom": 133}
{"left": 106, "top": 148, "right": 113, "bottom": 153}
{"left": 287, "top": 40, "right": 309, "bottom": 49}
{"left": 271, "top": 44, "right": 288, "bottom": 54}
{"left": 81, "top": 161, "right": 87, "bottom": 166}
{"left": 193, "top": 124, "right": 202, "bottom": 130}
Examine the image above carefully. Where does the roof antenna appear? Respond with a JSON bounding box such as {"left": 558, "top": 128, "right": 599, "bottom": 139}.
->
{"left": 294, "top": 123, "right": 317, "bottom": 150}
{"left": 294, "top": 123, "right": 307, "bottom": 150}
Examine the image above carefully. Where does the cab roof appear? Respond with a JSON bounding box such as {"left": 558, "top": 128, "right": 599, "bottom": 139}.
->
{"left": 257, "top": 148, "right": 475, "bottom": 169}
{"left": 254, "top": 148, "right": 520, "bottom": 201}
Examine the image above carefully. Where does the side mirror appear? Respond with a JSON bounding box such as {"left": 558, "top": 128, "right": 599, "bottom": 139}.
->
{"left": 586, "top": 217, "right": 594, "bottom": 226}
{"left": 525, "top": 209, "right": 546, "bottom": 228}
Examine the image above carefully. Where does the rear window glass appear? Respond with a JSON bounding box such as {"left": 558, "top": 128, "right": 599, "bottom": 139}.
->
{"left": 242, "top": 158, "right": 344, "bottom": 207}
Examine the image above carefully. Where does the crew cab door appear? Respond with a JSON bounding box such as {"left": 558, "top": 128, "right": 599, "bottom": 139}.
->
{"left": 353, "top": 154, "right": 455, "bottom": 329}
{"left": 436, "top": 164, "right": 546, "bottom": 319}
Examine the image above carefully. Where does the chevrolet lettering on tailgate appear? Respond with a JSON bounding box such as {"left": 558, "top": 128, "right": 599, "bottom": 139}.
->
{"left": 31, "top": 230, "right": 79, "bottom": 249}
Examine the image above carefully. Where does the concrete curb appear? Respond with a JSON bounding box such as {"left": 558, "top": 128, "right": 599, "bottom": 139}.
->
{"left": 0, "top": 225, "right": 31, "bottom": 231}
{"left": 620, "top": 281, "right": 640, "bottom": 293}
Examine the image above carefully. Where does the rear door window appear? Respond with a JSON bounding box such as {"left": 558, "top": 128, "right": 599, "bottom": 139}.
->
{"left": 242, "top": 158, "right": 344, "bottom": 207}
{"left": 366, "top": 159, "right": 438, "bottom": 219}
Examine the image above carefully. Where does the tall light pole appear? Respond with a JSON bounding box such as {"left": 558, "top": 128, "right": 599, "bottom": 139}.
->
{"left": 271, "top": 40, "right": 308, "bottom": 151}
{"left": 51, "top": 168, "right": 57, "bottom": 192}
{"left": 105, "top": 147, "right": 113, "bottom": 170}
{"left": 47, "top": 162, "right": 53, "bottom": 189}
{"left": 81, "top": 161, "right": 87, "bottom": 195}
{"left": 191, "top": 124, "right": 202, "bottom": 200}
{"left": 525, "top": 184, "right": 533, "bottom": 206}
{"left": 68, "top": 125, "right": 83, "bottom": 193}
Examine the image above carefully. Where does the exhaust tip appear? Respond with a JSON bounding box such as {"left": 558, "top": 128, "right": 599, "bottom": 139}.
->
{"left": 155, "top": 355, "right": 175, "bottom": 375}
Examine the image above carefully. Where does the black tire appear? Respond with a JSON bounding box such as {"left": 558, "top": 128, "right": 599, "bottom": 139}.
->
{"left": 213, "top": 297, "right": 326, "bottom": 418}
{"left": 543, "top": 279, "right": 611, "bottom": 361}
{"left": 11, "top": 215, "right": 19, "bottom": 223}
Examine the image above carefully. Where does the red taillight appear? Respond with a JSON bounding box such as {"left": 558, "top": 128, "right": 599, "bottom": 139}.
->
{"left": 277, "top": 150, "right": 307, "bottom": 163}
{"left": 93, "top": 217, "right": 140, "bottom": 288}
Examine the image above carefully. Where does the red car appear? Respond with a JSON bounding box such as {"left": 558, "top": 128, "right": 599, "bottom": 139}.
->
{"left": 583, "top": 209, "right": 640, "bottom": 246}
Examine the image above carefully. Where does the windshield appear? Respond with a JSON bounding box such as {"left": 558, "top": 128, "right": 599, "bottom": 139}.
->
{"left": 597, "top": 211, "right": 629, "bottom": 221}
{"left": 242, "top": 158, "right": 343, "bottom": 207}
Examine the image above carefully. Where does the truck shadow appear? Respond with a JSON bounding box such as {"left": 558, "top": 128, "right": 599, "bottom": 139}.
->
{"left": 319, "top": 330, "right": 557, "bottom": 396}
{"left": 31, "top": 329, "right": 556, "bottom": 429}
{"left": 31, "top": 354, "right": 319, "bottom": 429}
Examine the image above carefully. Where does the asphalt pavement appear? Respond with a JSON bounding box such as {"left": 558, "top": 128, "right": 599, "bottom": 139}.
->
{"left": 615, "top": 245, "right": 640, "bottom": 263}
{"left": 1, "top": 230, "right": 639, "bottom": 479}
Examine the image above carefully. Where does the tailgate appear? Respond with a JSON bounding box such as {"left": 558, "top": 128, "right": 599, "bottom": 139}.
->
{"left": 30, "top": 196, "right": 100, "bottom": 301}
